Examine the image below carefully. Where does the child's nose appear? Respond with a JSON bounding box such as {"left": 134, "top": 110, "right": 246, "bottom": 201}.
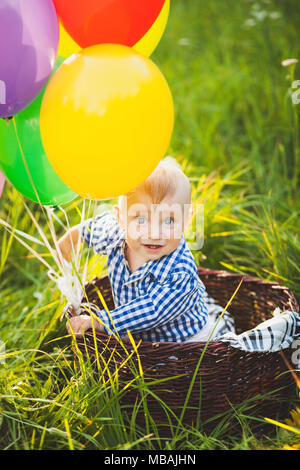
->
{"left": 149, "top": 223, "right": 161, "bottom": 240}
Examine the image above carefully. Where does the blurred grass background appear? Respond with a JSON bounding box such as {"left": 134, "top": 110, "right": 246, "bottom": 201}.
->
{"left": 0, "top": 0, "right": 300, "bottom": 450}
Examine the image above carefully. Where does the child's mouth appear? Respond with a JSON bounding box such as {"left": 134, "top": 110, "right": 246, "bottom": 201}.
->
{"left": 142, "top": 243, "right": 164, "bottom": 253}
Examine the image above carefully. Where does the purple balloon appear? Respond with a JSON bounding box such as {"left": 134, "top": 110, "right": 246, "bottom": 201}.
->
{"left": 0, "top": 0, "right": 59, "bottom": 118}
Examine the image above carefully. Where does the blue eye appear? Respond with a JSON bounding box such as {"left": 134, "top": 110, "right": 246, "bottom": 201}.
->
{"left": 164, "top": 217, "right": 174, "bottom": 225}
{"left": 137, "top": 217, "right": 147, "bottom": 225}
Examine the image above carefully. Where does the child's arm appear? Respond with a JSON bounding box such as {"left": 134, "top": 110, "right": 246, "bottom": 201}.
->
{"left": 58, "top": 212, "right": 121, "bottom": 263}
{"left": 57, "top": 225, "right": 81, "bottom": 263}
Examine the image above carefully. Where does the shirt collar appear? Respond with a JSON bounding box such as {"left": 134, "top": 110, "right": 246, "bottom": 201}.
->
{"left": 123, "top": 236, "right": 186, "bottom": 286}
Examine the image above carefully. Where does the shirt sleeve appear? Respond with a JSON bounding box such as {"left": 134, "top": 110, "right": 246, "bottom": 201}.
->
{"left": 81, "top": 212, "right": 121, "bottom": 255}
{"left": 97, "top": 274, "right": 208, "bottom": 337}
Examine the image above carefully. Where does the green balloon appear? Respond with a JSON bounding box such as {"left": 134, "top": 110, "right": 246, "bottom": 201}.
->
{"left": 0, "top": 58, "right": 77, "bottom": 206}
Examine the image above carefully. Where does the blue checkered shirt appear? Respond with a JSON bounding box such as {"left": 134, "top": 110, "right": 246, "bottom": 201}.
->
{"left": 81, "top": 212, "right": 208, "bottom": 342}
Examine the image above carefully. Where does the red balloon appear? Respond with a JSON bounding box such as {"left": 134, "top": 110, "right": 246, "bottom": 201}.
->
{"left": 53, "top": 0, "right": 166, "bottom": 49}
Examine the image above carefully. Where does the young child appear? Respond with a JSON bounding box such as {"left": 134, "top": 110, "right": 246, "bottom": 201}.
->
{"left": 58, "top": 158, "right": 231, "bottom": 342}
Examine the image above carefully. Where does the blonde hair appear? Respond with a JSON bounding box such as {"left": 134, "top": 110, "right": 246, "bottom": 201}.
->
{"left": 120, "top": 157, "right": 191, "bottom": 210}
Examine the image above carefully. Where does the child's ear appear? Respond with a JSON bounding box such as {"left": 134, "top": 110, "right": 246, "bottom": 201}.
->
{"left": 113, "top": 205, "right": 125, "bottom": 228}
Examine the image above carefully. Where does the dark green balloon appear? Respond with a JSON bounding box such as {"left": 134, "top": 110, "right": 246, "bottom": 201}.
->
{"left": 0, "top": 58, "right": 77, "bottom": 206}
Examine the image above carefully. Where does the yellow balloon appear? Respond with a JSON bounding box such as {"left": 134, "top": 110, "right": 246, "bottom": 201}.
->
{"left": 57, "top": 1, "right": 170, "bottom": 59}
{"left": 40, "top": 44, "right": 174, "bottom": 200}
{"left": 58, "top": 22, "right": 81, "bottom": 58}
{"left": 134, "top": 0, "right": 170, "bottom": 57}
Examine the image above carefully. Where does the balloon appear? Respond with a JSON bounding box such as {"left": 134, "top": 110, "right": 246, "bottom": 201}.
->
{"left": 53, "top": 0, "right": 167, "bottom": 49}
{"left": 0, "top": 172, "right": 5, "bottom": 199}
{"left": 58, "top": 21, "right": 81, "bottom": 59}
{"left": 0, "top": 58, "right": 77, "bottom": 206}
{"left": 0, "top": 0, "right": 59, "bottom": 118}
{"left": 57, "top": 0, "right": 170, "bottom": 59}
{"left": 40, "top": 44, "right": 174, "bottom": 200}
{"left": 134, "top": 0, "right": 170, "bottom": 57}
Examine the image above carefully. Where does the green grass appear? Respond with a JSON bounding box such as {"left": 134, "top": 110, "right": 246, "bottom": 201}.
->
{"left": 1, "top": 0, "right": 300, "bottom": 450}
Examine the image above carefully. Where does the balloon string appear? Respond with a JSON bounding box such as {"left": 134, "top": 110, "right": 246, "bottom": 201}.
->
{"left": 11, "top": 120, "right": 100, "bottom": 314}
{"left": 10, "top": 119, "right": 88, "bottom": 315}
{"left": 12, "top": 117, "right": 44, "bottom": 210}
{"left": 11, "top": 117, "right": 64, "bottom": 269}
{"left": 11, "top": 117, "right": 58, "bottom": 241}
{"left": 81, "top": 198, "right": 96, "bottom": 288}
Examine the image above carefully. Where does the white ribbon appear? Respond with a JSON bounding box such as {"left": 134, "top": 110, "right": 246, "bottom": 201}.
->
{"left": 48, "top": 261, "right": 84, "bottom": 317}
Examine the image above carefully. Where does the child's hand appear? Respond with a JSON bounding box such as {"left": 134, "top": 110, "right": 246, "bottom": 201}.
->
{"left": 66, "top": 314, "right": 104, "bottom": 337}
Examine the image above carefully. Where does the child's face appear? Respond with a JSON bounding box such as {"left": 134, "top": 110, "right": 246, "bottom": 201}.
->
{"left": 116, "top": 190, "right": 191, "bottom": 264}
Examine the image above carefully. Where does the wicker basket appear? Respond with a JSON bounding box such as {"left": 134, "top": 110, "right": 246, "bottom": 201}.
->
{"left": 71, "top": 267, "right": 299, "bottom": 433}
